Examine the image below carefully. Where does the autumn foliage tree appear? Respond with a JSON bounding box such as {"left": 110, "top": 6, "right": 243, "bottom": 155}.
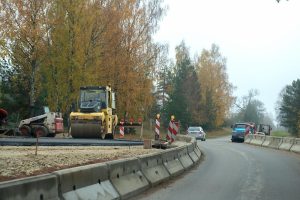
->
{"left": 0, "top": 0, "right": 166, "bottom": 120}
{"left": 196, "top": 44, "right": 234, "bottom": 129}
{"left": 0, "top": 0, "right": 50, "bottom": 116}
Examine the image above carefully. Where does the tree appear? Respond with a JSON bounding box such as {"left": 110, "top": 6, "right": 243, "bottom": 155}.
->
{"left": 0, "top": 0, "right": 50, "bottom": 115}
{"left": 231, "top": 89, "right": 266, "bottom": 125}
{"left": 277, "top": 79, "right": 300, "bottom": 136}
{"left": 164, "top": 41, "right": 200, "bottom": 129}
{"left": 0, "top": 0, "right": 167, "bottom": 121}
{"left": 196, "top": 44, "right": 234, "bottom": 129}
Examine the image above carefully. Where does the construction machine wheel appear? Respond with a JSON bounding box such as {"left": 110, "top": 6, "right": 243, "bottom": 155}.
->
{"left": 70, "top": 120, "right": 102, "bottom": 138}
{"left": 34, "top": 126, "right": 48, "bottom": 137}
{"left": 19, "top": 125, "right": 31, "bottom": 136}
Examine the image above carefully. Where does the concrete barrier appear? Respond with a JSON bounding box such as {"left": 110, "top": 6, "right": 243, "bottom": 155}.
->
{"left": 187, "top": 143, "right": 200, "bottom": 163}
{"left": 290, "top": 138, "right": 300, "bottom": 153}
{"left": 162, "top": 148, "right": 184, "bottom": 177}
{"left": 176, "top": 134, "right": 192, "bottom": 142}
{"left": 0, "top": 135, "right": 201, "bottom": 200}
{"left": 279, "top": 137, "right": 295, "bottom": 151}
{"left": 54, "top": 163, "right": 119, "bottom": 200}
{"left": 262, "top": 136, "right": 283, "bottom": 149}
{"left": 107, "top": 158, "right": 149, "bottom": 199}
{"left": 0, "top": 174, "right": 59, "bottom": 200}
{"left": 138, "top": 152, "right": 170, "bottom": 186}
{"left": 250, "top": 134, "right": 265, "bottom": 146}
{"left": 177, "top": 146, "right": 194, "bottom": 170}
{"left": 244, "top": 134, "right": 253, "bottom": 143}
{"left": 262, "top": 136, "right": 271, "bottom": 147}
{"left": 194, "top": 144, "right": 202, "bottom": 158}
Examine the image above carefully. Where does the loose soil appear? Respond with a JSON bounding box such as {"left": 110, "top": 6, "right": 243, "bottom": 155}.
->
{"left": 0, "top": 146, "right": 161, "bottom": 182}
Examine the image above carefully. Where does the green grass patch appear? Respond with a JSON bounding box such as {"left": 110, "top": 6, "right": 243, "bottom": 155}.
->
{"left": 206, "top": 128, "right": 232, "bottom": 139}
{"left": 271, "top": 131, "right": 291, "bottom": 137}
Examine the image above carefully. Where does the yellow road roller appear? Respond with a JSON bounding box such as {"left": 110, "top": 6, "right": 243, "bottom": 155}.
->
{"left": 69, "top": 86, "right": 118, "bottom": 139}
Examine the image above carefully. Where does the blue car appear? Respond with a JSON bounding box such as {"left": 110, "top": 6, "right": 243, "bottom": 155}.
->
{"left": 231, "top": 123, "right": 248, "bottom": 142}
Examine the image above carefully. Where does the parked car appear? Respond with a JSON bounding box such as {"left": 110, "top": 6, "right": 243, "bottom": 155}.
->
{"left": 187, "top": 126, "right": 206, "bottom": 141}
{"left": 231, "top": 122, "right": 254, "bottom": 142}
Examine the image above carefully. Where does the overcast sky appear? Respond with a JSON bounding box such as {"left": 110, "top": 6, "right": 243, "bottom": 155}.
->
{"left": 154, "top": 0, "right": 300, "bottom": 121}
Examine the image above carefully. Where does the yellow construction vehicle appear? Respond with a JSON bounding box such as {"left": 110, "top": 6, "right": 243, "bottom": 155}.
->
{"left": 69, "top": 86, "right": 118, "bottom": 139}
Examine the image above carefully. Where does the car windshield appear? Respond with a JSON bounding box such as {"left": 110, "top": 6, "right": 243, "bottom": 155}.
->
{"left": 80, "top": 89, "right": 106, "bottom": 103}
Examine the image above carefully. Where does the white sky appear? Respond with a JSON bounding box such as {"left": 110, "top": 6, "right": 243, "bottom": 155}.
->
{"left": 154, "top": 0, "right": 300, "bottom": 120}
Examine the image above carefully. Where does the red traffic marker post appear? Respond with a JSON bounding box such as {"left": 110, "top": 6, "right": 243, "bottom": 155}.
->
{"left": 119, "top": 119, "right": 124, "bottom": 138}
{"left": 167, "top": 115, "right": 175, "bottom": 143}
{"left": 155, "top": 114, "right": 160, "bottom": 141}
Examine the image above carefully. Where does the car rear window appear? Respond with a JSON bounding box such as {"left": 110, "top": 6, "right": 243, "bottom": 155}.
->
{"left": 235, "top": 124, "right": 246, "bottom": 128}
{"left": 188, "top": 127, "right": 200, "bottom": 131}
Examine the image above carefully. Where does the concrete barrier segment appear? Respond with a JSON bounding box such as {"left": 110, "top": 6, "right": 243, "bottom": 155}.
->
{"left": 107, "top": 158, "right": 149, "bottom": 200}
{"left": 279, "top": 137, "right": 295, "bottom": 151}
{"left": 262, "top": 136, "right": 272, "bottom": 147}
{"left": 138, "top": 152, "right": 170, "bottom": 186}
{"left": 54, "top": 163, "right": 119, "bottom": 200}
{"left": 162, "top": 149, "right": 184, "bottom": 177}
{"left": 268, "top": 136, "right": 283, "bottom": 149}
{"left": 244, "top": 134, "right": 253, "bottom": 144}
{"left": 187, "top": 143, "right": 199, "bottom": 163}
{"left": 177, "top": 146, "right": 194, "bottom": 170}
{"left": 250, "top": 134, "right": 265, "bottom": 146}
{"left": 290, "top": 138, "right": 300, "bottom": 153}
{"left": 176, "top": 134, "right": 192, "bottom": 143}
{"left": 0, "top": 174, "right": 59, "bottom": 200}
{"left": 194, "top": 144, "right": 202, "bottom": 158}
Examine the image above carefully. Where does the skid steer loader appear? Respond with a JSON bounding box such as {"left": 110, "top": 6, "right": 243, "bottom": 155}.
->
{"left": 18, "top": 106, "right": 64, "bottom": 137}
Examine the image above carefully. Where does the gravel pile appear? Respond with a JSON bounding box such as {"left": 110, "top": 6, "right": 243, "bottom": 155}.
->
{"left": 0, "top": 146, "right": 161, "bottom": 182}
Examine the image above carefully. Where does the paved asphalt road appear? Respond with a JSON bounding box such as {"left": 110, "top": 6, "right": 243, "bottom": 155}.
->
{"left": 135, "top": 137, "right": 300, "bottom": 200}
{"left": 0, "top": 137, "right": 143, "bottom": 146}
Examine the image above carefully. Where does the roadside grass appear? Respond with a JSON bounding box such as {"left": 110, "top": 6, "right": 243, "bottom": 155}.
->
{"left": 271, "top": 130, "right": 292, "bottom": 137}
{"left": 206, "top": 128, "right": 232, "bottom": 139}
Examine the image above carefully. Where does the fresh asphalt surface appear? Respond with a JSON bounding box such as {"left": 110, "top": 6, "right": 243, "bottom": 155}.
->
{"left": 135, "top": 136, "right": 300, "bottom": 200}
{"left": 0, "top": 137, "right": 143, "bottom": 146}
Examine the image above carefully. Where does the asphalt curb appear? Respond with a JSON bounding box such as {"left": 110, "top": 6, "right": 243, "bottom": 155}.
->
{"left": 0, "top": 135, "right": 201, "bottom": 200}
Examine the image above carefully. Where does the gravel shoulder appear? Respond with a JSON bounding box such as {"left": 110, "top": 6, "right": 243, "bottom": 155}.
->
{"left": 0, "top": 146, "right": 162, "bottom": 182}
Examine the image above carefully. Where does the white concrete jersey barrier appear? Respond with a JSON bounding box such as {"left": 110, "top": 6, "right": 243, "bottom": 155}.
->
{"left": 194, "top": 144, "right": 202, "bottom": 158}
{"left": 187, "top": 143, "right": 200, "bottom": 163}
{"left": 107, "top": 158, "right": 149, "bottom": 199}
{"left": 176, "top": 134, "right": 192, "bottom": 142}
{"left": 244, "top": 134, "right": 253, "bottom": 144}
{"left": 290, "top": 138, "right": 300, "bottom": 153}
{"left": 177, "top": 146, "right": 194, "bottom": 170}
{"left": 250, "top": 134, "right": 265, "bottom": 146}
{"left": 138, "top": 152, "right": 170, "bottom": 186}
{"left": 0, "top": 135, "right": 202, "bottom": 200}
{"left": 0, "top": 174, "right": 59, "bottom": 200}
{"left": 262, "top": 136, "right": 283, "bottom": 149}
{"left": 279, "top": 137, "right": 295, "bottom": 151}
{"left": 54, "top": 163, "right": 118, "bottom": 200}
{"left": 162, "top": 148, "right": 185, "bottom": 177}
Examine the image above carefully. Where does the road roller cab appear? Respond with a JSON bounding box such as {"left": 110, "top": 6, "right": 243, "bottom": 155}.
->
{"left": 69, "top": 86, "right": 118, "bottom": 139}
